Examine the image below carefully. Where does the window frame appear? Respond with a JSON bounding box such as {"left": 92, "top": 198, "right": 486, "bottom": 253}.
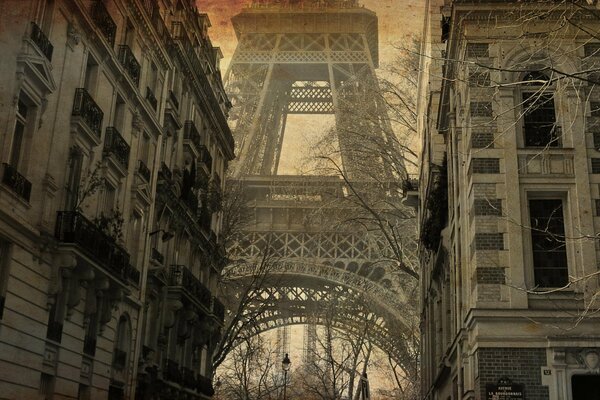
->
{"left": 0, "top": 239, "right": 11, "bottom": 320}
{"left": 6, "top": 91, "right": 37, "bottom": 175}
{"left": 517, "top": 71, "right": 562, "bottom": 148}
{"left": 522, "top": 189, "right": 575, "bottom": 290}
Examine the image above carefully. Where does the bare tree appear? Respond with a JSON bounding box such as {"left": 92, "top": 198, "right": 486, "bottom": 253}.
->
{"left": 215, "top": 334, "right": 281, "bottom": 400}
{"left": 212, "top": 248, "right": 282, "bottom": 372}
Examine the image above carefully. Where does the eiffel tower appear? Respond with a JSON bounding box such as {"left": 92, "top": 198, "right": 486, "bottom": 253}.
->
{"left": 224, "top": 0, "right": 411, "bottom": 364}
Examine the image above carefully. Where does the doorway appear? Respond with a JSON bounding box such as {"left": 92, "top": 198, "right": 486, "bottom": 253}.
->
{"left": 572, "top": 374, "right": 600, "bottom": 400}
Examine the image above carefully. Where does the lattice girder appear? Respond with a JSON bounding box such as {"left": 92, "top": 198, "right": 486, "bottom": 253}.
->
{"left": 225, "top": 260, "right": 406, "bottom": 312}
{"left": 230, "top": 282, "right": 415, "bottom": 365}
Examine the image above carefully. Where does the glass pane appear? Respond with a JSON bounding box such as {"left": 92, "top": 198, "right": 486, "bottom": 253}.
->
{"left": 523, "top": 92, "right": 558, "bottom": 147}
{"left": 529, "top": 199, "right": 568, "bottom": 287}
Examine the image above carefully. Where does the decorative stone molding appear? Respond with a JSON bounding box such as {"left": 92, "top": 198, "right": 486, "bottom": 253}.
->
{"left": 67, "top": 22, "right": 81, "bottom": 50}
{"left": 163, "top": 299, "right": 183, "bottom": 328}
{"left": 580, "top": 349, "right": 600, "bottom": 372}
{"left": 132, "top": 110, "right": 144, "bottom": 137}
{"left": 48, "top": 253, "right": 77, "bottom": 307}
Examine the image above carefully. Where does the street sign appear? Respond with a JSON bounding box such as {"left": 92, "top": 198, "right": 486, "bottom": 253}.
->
{"left": 486, "top": 377, "right": 524, "bottom": 400}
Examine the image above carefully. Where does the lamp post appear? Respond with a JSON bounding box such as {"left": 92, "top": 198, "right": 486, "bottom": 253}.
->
{"left": 282, "top": 353, "right": 291, "bottom": 400}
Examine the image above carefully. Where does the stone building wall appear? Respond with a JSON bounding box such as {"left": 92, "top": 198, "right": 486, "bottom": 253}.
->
{"left": 0, "top": 0, "right": 233, "bottom": 398}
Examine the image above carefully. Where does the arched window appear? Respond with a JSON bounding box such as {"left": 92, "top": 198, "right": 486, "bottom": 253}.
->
{"left": 521, "top": 71, "right": 560, "bottom": 147}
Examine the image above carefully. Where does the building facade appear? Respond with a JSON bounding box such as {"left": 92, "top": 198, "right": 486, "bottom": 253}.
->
{"left": 418, "top": 1, "right": 600, "bottom": 399}
{"left": 0, "top": 0, "right": 233, "bottom": 399}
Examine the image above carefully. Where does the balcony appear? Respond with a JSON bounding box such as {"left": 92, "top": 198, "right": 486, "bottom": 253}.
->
{"left": 1, "top": 163, "right": 32, "bottom": 202}
{"left": 158, "top": 162, "right": 173, "bottom": 181}
{"left": 112, "top": 348, "right": 127, "bottom": 370}
{"left": 55, "top": 211, "right": 138, "bottom": 286}
{"left": 169, "top": 265, "right": 212, "bottom": 310}
{"left": 197, "top": 375, "right": 214, "bottom": 397}
{"left": 164, "top": 90, "right": 182, "bottom": 131}
{"left": 182, "top": 368, "right": 197, "bottom": 390}
{"left": 137, "top": 160, "right": 151, "bottom": 183}
{"left": 212, "top": 297, "right": 225, "bottom": 323}
{"left": 199, "top": 145, "right": 213, "bottom": 173}
{"left": 150, "top": 248, "right": 164, "bottom": 264}
{"left": 146, "top": 87, "right": 158, "bottom": 112}
{"left": 103, "top": 127, "right": 130, "bottom": 171}
{"left": 183, "top": 120, "right": 202, "bottom": 157}
{"left": 30, "top": 22, "right": 53, "bottom": 61}
{"left": 163, "top": 359, "right": 182, "bottom": 384}
{"left": 117, "top": 45, "right": 140, "bottom": 86}
{"left": 72, "top": 88, "right": 104, "bottom": 140}
{"left": 91, "top": 0, "right": 116, "bottom": 46}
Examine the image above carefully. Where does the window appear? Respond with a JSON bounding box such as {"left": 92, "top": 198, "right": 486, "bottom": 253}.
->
{"left": 46, "top": 300, "right": 65, "bottom": 343}
{"left": 139, "top": 133, "right": 150, "bottom": 164}
{"left": 77, "top": 383, "right": 90, "bottom": 400}
{"left": 521, "top": 71, "right": 559, "bottom": 147}
{"left": 529, "top": 199, "right": 568, "bottom": 287}
{"left": 38, "top": 0, "right": 55, "bottom": 33}
{"left": 83, "top": 296, "right": 100, "bottom": 357}
{"left": 10, "top": 98, "right": 28, "bottom": 169}
{"left": 84, "top": 56, "right": 99, "bottom": 94}
{"left": 65, "top": 147, "right": 83, "bottom": 210}
{"left": 113, "top": 95, "right": 126, "bottom": 131}
{"left": 0, "top": 240, "right": 10, "bottom": 320}
{"left": 39, "top": 373, "right": 55, "bottom": 400}
{"left": 103, "top": 185, "right": 116, "bottom": 215}
{"left": 112, "top": 315, "right": 131, "bottom": 371}
{"left": 129, "top": 213, "right": 142, "bottom": 267}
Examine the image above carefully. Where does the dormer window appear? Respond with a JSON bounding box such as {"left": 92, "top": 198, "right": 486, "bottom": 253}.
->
{"left": 521, "top": 71, "right": 560, "bottom": 147}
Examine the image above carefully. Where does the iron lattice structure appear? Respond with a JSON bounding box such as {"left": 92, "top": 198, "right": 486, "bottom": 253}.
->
{"left": 226, "top": 1, "right": 395, "bottom": 177}
{"left": 224, "top": 4, "right": 413, "bottom": 363}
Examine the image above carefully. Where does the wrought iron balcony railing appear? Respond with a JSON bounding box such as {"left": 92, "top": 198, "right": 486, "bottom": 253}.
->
{"left": 212, "top": 297, "right": 225, "bottom": 322}
{"left": 112, "top": 348, "right": 127, "bottom": 369}
{"left": 197, "top": 375, "right": 214, "bottom": 397}
{"left": 184, "top": 121, "right": 202, "bottom": 148}
{"left": 55, "top": 211, "right": 138, "bottom": 285}
{"left": 137, "top": 160, "right": 151, "bottom": 182}
{"left": 1, "top": 163, "right": 32, "bottom": 202}
{"left": 30, "top": 22, "right": 53, "bottom": 61}
{"left": 169, "top": 90, "right": 180, "bottom": 110}
{"left": 46, "top": 321, "right": 63, "bottom": 343}
{"left": 169, "top": 265, "right": 212, "bottom": 309}
{"left": 83, "top": 336, "right": 97, "bottom": 357}
{"left": 72, "top": 88, "right": 104, "bottom": 138}
{"left": 146, "top": 87, "right": 158, "bottom": 111}
{"left": 103, "top": 127, "right": 130, "bottom": 170}
{"left": 117, "top": 45, "right": 140, "bottom": 86}
{"left": 92, "top": 0, "right": 116, "bottom": 46}
{"left": 199, "top": 145, "right": 212, "bottom": 172}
